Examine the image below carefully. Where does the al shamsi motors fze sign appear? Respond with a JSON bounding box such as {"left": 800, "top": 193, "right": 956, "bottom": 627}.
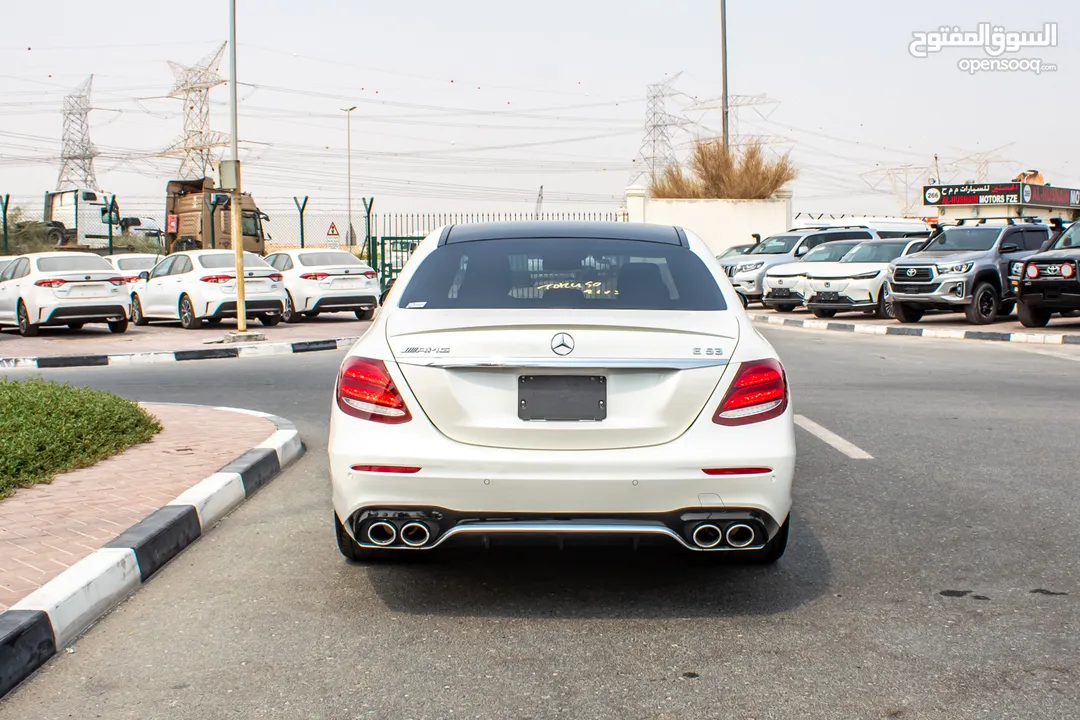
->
{"left": 924, "top": 183, "right": 1080, "bottom": 208}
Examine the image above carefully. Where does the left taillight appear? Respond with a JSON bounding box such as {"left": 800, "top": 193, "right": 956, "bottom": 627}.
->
{"left": 713, "top": 358, "right": 788, "bottom": 426}
{"left": 363, "top": 270, "right": 377, "bottom": 279}
{"left": 34, "top": 278, "right": 66, "bottom": 288}
{"left": 269, "top": 273, "right": 283, "bottom": 281}
{"left": 336, "top": 356, "right": 411, "bottom": 424}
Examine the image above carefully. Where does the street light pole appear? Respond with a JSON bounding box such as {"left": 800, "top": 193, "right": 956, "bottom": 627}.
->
{"left": 343, "top": 106, "right": 356, "bottom": 248}
{"left": 228, "top": 0, "right": 248, "bottom": 333}
{"left": 719, "top": 0, "right": 729, "bottom": 150}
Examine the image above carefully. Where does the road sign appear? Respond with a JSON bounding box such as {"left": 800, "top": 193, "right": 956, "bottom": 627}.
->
{"left": 327, "top": 222, "right": 339, "bottom": 237}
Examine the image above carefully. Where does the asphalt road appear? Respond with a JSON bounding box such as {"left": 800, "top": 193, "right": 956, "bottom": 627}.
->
{"left": 1, "top": 327, "right": 1077, "bottom": 719}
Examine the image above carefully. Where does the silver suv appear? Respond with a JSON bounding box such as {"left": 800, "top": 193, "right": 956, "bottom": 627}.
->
{"left": 888, "top": 220, "right": 1049, "bottom": 324}
{"left": 721, "top": 227, "right": 881, "bottom": 305}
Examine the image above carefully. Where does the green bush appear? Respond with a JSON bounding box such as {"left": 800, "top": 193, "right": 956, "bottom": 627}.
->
{"left": 0, "top": 378, "right": 162, "bottom": 498}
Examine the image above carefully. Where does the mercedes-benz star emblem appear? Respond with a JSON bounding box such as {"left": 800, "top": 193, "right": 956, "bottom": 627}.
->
{"left": 906, "top": 268, "right": 917, "bottom": 277}
{"left": 551, "top": 333, "right": 574, "bottom": 356}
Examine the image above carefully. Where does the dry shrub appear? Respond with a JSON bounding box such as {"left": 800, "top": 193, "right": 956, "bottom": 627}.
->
{"left": 650, "top": 139, "right": 797, "bottom": 199}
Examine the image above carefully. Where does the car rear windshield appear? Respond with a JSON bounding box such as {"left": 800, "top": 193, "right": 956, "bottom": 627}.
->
{"left": 116, "top": 256, "right": 158, "bottom": 271}
{"left": 36, "top": 255, "right": 113, "bottom": 272}
{"left": 398, "top": 238, "right": 727, "bottom": 310}
{"left": 748, "top": 234, "right": 802, "bottom": 254}
{"left": 198, "top": 253, "right": 270, "bottom": 269}
{"left": 298, "top": 251, "right": 363, "bottom": 267}
{"left": 840, "top": 242, "right": 907, "bottom": 263}
{"left": 923, "top": 227, "right": 1001, "bottom": 252}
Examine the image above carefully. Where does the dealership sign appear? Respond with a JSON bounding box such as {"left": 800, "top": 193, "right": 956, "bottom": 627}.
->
{"left": 924, "top": 183, "right": 1080, "bottom": 209}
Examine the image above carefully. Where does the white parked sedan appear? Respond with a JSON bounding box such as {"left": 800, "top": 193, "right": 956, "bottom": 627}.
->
{"left": 129, "top": 250, "right": 287, "bottom": 329}
{"left": 804, "top": 237, "right": 928, "bottom": 319}
{"left": 761, "top": 240, "right": 863, "bottom": 312}
{"left": 0, "top": 251, "right": 130, "bottom": 336}
{"left": 329, "top": 222, "right": 795, "bottom": 563}
{"left": 265, "top": 249, "right": 381, "bottom": 323}
{"left": 104, "top": 253, "right": 164, "bottom": 280}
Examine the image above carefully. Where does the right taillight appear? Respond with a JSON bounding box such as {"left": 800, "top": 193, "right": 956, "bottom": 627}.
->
{"left": 336, "top": 357, "right": 411, "bottom": 423}
{"left": 713, "top": 359, "right": 788, "bottom": 426}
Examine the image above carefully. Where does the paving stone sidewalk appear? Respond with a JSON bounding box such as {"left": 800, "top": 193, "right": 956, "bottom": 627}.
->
{"left": 0, "top": 404, "right": 275, "bottom": 611}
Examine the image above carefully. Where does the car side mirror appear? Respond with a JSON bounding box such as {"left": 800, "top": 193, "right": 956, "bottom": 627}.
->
{"left": 795, "top": 246, "right": 808, "bottom": 256}
{"left": 1000, "top": 243, "right": 1020, "bottom": 253}
{"left": 138, "top": 271, "right": 150, "bottom": 281}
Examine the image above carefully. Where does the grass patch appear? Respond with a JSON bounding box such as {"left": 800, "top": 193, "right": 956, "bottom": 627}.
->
{"left": 0, "top": 378, "right": 162, "bottom": 499}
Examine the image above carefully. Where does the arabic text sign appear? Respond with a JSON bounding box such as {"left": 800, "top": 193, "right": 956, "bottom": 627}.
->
{"left": 909, "top": 22, "right": 1057, "bottom": 58}
{"left": 923, "top": 184, "right": 1080, "bottom": 209}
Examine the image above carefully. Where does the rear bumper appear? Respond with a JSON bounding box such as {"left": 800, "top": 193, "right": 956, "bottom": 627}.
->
{"left": 310, "top": 294, "right": 378, "bottom": 313}
{"left": 41, "top": 303, "right": 128, "bottom": 325}
{"left": 207, "top": 299, "right": 283, "bottom": 318}
{"left": 329, "top": 407, "right": 796, "bottom": 550}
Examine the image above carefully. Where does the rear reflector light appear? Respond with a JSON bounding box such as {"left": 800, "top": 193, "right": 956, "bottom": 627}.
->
{"left": 201, "top": 274, "right": 234, "bottom": 283}
{"left": 1026, "top": 264, "right": 1039, "bottom": 279}
{"left": 363, "top": 270, "right": 377, "bottom": 279}
{"left": 702, "top": 467, "right": 772, "bottom": 475}
{"left": 336, "top": 356, "right": 412, "bottom": 423}
{"left": 35, "top": 278, "right": 66, "bottom": 288}
{"left": 713, "top": 358, "right": 788, "bottom": 426}
{"left": 350, "top": 465, "right": 421, "bottom": 473}
{"left": 300, "top": 272, "right": 329, "bottom": 280}
{"left": 269, "top": 273, "right": 283, "bottom": 281}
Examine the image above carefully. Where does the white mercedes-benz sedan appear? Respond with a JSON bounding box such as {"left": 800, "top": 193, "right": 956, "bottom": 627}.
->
{"left": 328, "top": 222, "right": 796, "bottom": 563}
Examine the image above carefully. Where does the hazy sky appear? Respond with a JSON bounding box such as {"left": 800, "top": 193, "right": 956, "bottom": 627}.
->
{"left": 2, "top": 0, "right": 1076, "bottom": 219}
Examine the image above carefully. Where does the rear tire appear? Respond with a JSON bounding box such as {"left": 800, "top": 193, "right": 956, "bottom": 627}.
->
{"left": 282, "top": 293, "right": 300, "bottom": 323}
{"left": 303, "top": 311, "right": 321, "bottom": 318}
{"left": 810, "top": 308, "right": 836, "bottom": 319}
{"left": 354, "top": 308, "right": 374, "bottom": 321}
{"left": 893, "top": 302, "right": 924, "bottom": 323}
{"left": 747, "top": 517, "right": 789, "bottom": 564}
{"left": 258, "top": 313, "right": 281, "bottom": 327}
{"left": 774, "top": 304, "right": 794, "bottom": 313}
{"left": 999, "top": 301, "right": 1015, "bottom": 317}
{"left": 108, "top": 318, "right": 128, "bottom": 334}
{"left": 1018, "top": 301, "right": 1052, "bottom": 328}
{"left": 205, "top": 317, "right": 222, "bottom": 326}
{"left": 66, "top": 323, "right": 84, "bottom": 330}
{"left": 17, "top": 301, "right": 38, "bottom": 337}
{"left": 737, "top": 293, "right": 748, "bottom": 308}
{"left": 179, "top": 294, "right": 202, "bottom": 330}
{"left": 964, "top": 282, "right": 1000, "bottom": 325}
{"left": 131, "top": 295, "right": 149, "bottom": 326}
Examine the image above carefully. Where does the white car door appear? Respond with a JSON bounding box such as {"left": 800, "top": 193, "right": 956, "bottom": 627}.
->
{"left": 164, "top": 255, "right": 195, "bottom": 319}
{"left": 0, "top": 258, "right": 23, "bottom": 322}
{"left": 141, "top": 256, "right": 176, "bottom": 317}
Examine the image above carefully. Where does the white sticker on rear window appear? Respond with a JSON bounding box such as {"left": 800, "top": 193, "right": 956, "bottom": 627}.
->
{"left": 406, "top": 301, "right": 427, "bottom": 308}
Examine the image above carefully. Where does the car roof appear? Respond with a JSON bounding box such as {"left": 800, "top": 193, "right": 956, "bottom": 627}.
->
{"left": 18, "top": 251, "right": 108, "bottom": 259}
{"left": 105, "top": 253, "right": 161, "bottom": 259}
{"left": 439, "top": 221, "right": 686, "bottom": 246}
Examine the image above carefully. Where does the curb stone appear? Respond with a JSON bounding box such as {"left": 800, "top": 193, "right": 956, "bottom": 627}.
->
{"left": 0, "top": 336, "right": 360, "bottom": 370}
{"left": 749, "top": 312, "right": 1079, "bottom": 345}
{"left": 0, "top": 405, "right": 304, "bottom": 699}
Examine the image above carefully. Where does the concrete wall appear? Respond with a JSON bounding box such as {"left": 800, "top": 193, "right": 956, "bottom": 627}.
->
{"left": 625, "top": 185, "right": 793, "bottom": 255}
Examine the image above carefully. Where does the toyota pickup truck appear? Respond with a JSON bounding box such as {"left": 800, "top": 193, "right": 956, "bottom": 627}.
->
{"left": 888, "top": 220, "right": 1049, "bottom": 324}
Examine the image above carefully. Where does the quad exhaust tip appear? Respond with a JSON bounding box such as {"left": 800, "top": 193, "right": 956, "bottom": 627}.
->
{"left": 367, "top": 521, "right": 397, "bottom": 546}
{"left": 691, "top": 523, "right": 723, "bottom": 549}
{"left": 725, "top": 523, "right": 756, "bottom": 548}
{"left": 400, "top": 522, "right": 432, "bottom": 547}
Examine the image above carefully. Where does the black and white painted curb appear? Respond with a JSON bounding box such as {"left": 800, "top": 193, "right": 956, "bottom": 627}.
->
{"left": 0, "top": 405, "right": 304, "bottom": 699}
{"left": 0, "top": 335, "right": 360, "bottom": 370}
{"left": 749, "top": 312, "right": 1080, "bottom": 345}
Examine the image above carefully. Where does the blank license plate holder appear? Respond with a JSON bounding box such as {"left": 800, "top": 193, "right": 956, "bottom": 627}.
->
{"left": 518, "top": 375, "right": 606, "bottom": 421}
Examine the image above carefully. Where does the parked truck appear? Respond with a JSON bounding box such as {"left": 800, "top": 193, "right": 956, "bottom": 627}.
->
{"left": 163, "top": 177, "right": 268, "bottom": 255}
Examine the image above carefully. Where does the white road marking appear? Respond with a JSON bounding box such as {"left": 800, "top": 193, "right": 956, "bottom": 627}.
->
{"left": 794, "top": 414, "right": 874, "bottom": 459}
